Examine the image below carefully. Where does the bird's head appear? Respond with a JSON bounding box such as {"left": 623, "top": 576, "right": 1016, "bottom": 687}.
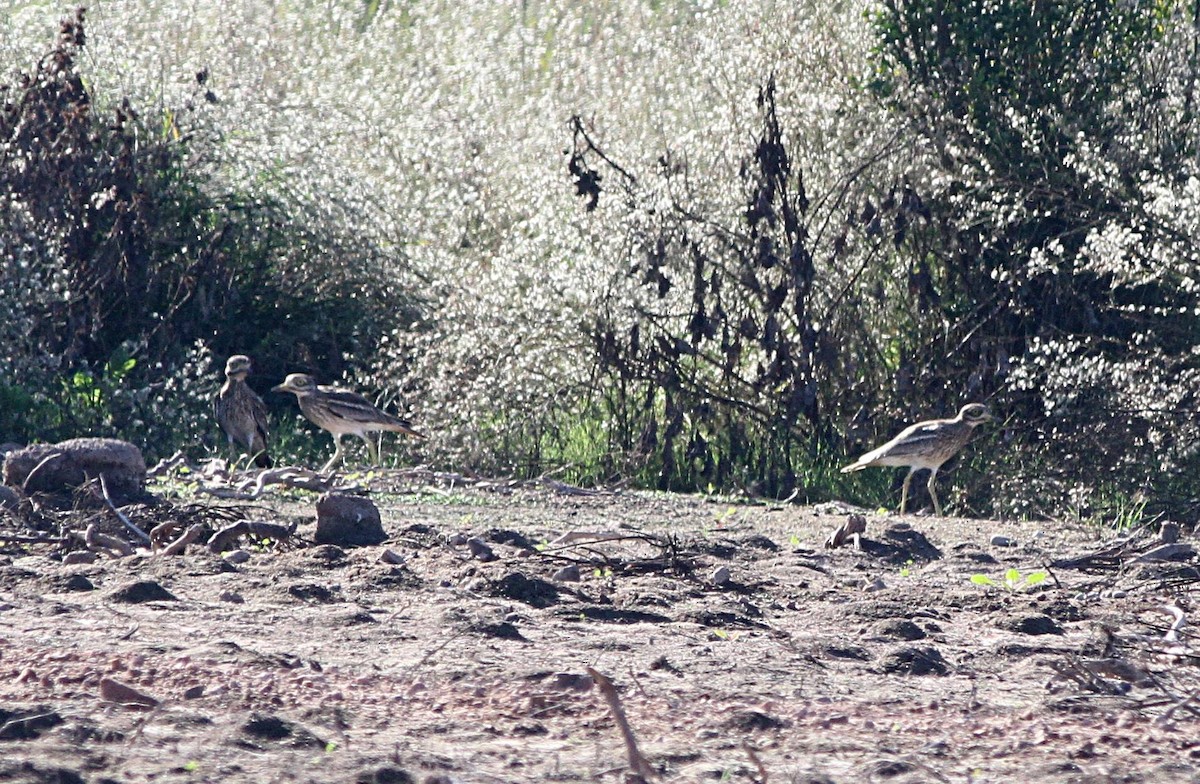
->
{"left": 224, "top": 355, "right": 253, "bottom": 379}
{"left": 958, "top": 403, "right": 993, "bottom": 427}
{"left": 272, "top": 373, "right": 318, "bottom": 396}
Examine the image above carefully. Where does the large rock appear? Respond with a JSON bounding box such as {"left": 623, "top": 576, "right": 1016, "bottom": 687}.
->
{"left": 315, "top": 493, "right": 385, "bottom": 547}
{"left": 3, "top": 438, "right": 146, "bottom": 502}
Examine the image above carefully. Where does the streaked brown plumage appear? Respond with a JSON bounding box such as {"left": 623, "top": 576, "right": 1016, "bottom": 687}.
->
{"left": 841, "top": 403, "right": 993, "bottom": 516}
{"left": 214, "top": 355, "right": 272, "bottom": 469}
{"left": 272, "top": 373, "right": 425, "bottom": 472}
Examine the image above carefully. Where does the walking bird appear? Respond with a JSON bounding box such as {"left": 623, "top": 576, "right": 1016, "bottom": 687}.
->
{"left": 214, "top": 355, "right": 272, "bottom": 469}
{"left": 272, "top": 373, "right": 425, "bottom": 472}
{"left": 841, "top": 403, "right": 993, "bottom": 516}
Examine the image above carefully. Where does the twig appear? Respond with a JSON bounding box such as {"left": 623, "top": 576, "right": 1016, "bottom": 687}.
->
{"left": 586, "top": 667, "right": 654, "bottom": 782}
{"left": 743, "top": 741, "right": 768, "bottom": 783}
{"left": 160, "top": 523, "right": 206, "bottom": 556}
{"left": 82, "top": 524, "right": 134, "bottom": 557}
{"left": 99, "top": 474, "right": 150, "bottom": 545}
{"left": 21, "top": 452, "right": 63, "bottom": 494}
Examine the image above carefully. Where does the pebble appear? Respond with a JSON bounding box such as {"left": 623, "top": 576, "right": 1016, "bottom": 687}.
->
{"left": 710, "top": 565, "right": 731, "bottom": 586}
{"left": 990, "top": 535, "right": 1016, "bottom": 547}
{"left": 551, "top": 564, "right": 580, "bottom": 583}
{"left": 377, "top": 548, "right": 406, "bottom": 565}
{"left": 467, "top": 537, "right": 498, "bottom": 562}
{"left": 223, "top": 549, "right": 251, "bottom": 565}
{"left": 62, "top": 551, "right": 98, "bottom": 566}
{"left": 446, "top": 532, "right": 469, "bottom": 547}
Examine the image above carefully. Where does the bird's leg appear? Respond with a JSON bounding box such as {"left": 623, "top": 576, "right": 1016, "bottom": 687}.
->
{"left": 322, "top": 435, "right": 344, "bottom": 473}
{"left": 900, "top": 468, "right": 915, "bottom": 515}
{"left": 359, "top": 433, "right": 380, "bottom": 466}
{"left": 927, "top": 468, "right": 942, "bottom": 516}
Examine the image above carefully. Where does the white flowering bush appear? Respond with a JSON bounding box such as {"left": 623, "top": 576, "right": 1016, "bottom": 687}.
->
{"left": 4, "top": 1, "right": 1200, "bottom": 521}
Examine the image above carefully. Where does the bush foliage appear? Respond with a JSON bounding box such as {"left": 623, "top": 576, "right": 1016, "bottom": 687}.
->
{"left": 3, "top": 1, "right": 1200, "bottom": 523}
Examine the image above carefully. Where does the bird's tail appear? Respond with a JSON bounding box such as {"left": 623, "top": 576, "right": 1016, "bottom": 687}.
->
{"left": 384, "top": 421, "right": 427, "bottom": 439}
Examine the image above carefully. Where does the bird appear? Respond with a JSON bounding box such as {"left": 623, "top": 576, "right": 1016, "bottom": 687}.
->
{"left": 840, "top": 403, "right": 993, "bottom": 516}
{"left": 214, "top": 355, "right": 272, "bottom": 469}
{"left": 272, "top": 373, "right": 426, "bottom": 472}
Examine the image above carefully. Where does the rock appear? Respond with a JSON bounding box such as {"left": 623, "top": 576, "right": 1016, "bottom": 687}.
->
{"left": 877, "top": 645, "right": 949, "bottom": 676}
{"left": 315, "top": 493, "right": 385, "bottom": 547}
{"left": 1159, "top": 521, "right": 1180, "bottom": 544}
{"left": 710, "top": 565, "right": 732, "bottom": 585}
{"left": 378, "top": 548, "right": 406, "bottom": 565}
{"left": 489, "top": 572, "right": 559, "bottom": 608}
{"left": 549, "top": 672, "right": 593, "bottom": 691}
{"left": 0, "top": 705, "right": 63, "bottom": 739}
{"left": 551, "top": 564, "right": 580, "bottom": 582}
{"left": 997, "top": 613, "right": 1063, "bottom": 636}
{"left": 62, "top": 551, "right": 98, "bottom": 566}
{"left": 872, "top": 618, "right": 927, "bottom": 641}
{"left": 446, "top": 532, "right": 468, "bottom": 546}
{"left": 3, "top": 438, "right": 146, "bottom": 502}
{"left": 223, "top": 549, "right": 251, "bottom": 565}
{"left": 109, "top": 580, "right": 177, "bottom": 604}
{"left": 0, "top": 485, "right": 19, "bottom": 513}
{"left": 990, "top": 535, "right": 1016, "bottom": 547}
{"left": 241, "top": 712, "right": 326, "bottom": 748}
{"left": 355, "top": 766, "right": 416, "bottom": 784}
{"left": 467, "top": 537, "right": 498, "bottom": 562}
{"left": 723, "top": 710, "right": 787, "bottom": 732}
{"left": 99, "top": 677, "right": 160, "bottom": 708}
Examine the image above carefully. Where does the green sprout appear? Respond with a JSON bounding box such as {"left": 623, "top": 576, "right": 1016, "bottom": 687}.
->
{"left": 970, "top": 568, "right": 1048, "bottom": 591}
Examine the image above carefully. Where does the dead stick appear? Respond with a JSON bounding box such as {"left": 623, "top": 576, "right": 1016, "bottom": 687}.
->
{"left": 586, "top": 667, "right": 654, "bottom": 781}
{"left": 160, "top": 523, "right": 206, "bottom": 556}
{"left": 99, "top": 474, "right": 150, "bottom": 545}
{"left": 743, "top": 741, "right": 768, "bottom": 783}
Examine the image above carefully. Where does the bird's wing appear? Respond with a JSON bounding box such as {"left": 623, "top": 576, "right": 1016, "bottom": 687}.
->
{"left": 248, "top": 389, "right": 270, "bottom": 440}
{"left": 842, "top": 420, "right": 951, "bottom": 470}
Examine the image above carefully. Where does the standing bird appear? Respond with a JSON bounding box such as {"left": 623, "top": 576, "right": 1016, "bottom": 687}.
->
{"left": 841, "top": 403, "right": 993, "bottom": 516}
{"left": 272, "top": 373, "right": 426, "bottom": 472}
{"left": 214, "top": 355, "right": 272, "bottom": 469}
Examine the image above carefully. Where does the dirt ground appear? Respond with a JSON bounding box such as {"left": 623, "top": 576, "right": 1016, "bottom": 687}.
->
{"left": 1, "top": 468, "right": 1198, "bottom": 784}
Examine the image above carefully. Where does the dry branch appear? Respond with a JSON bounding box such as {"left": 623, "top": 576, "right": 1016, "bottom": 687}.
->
{"left": 586, "top": 667, "right": 654, "bottom": 782}
{"left": 208, "top": 520, "right": 295, "bottom": 553}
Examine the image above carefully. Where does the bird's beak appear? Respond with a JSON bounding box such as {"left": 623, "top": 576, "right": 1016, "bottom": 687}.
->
{"left": 271, "top": 382, "right": 289, "bottom": 393}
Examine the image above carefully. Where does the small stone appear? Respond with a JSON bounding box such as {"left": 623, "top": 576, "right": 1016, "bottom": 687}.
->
{"left": 99, "top": 677, "right": 159, "bottom": 708}
{"left": 223, "top": 549, "right": 251, "bottom": 565}
{"left": 183, "top": 685, "right": 205, "bottom": 699}
{"left": 551, "top": 564, "right": 580, "bottom": 582}
{"left": 990, "top": 535, "right": 1016, "bottom": 547}
{"left": 219, "top": 591, "right": 245, "bottom": 604}
{"left": 550, "top": 672, "right": 593, "bottom": 692}
{"left": 997, "top": 613, "right": 1062, "bottom": 636}
{"left": 378, "top": 548, "right": 406, "bottom": 565}
{"left": 62, "top": 551, "right": 98, "bottom": 566}
{"left": 710, "top": 565, "right": 732, "bottom": 585}
{"left": 863, "top": 577, "right": 887, "bottom": 592}
{"left": 446, "top": 532, "right": 468, "bottom": 546}
{"left": 0, "top": 485, "right": 19, "bottom": 513}
{"left": 467, "top": 537, "right": 497, "bottom": 562}
{"left": 1160, "top": 522, "right": 1180, "bottom": 544}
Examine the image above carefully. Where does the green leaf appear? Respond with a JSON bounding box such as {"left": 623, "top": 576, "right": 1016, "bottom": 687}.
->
{"left": 1024, "top": 571, "right": 1048, "bottom": 586}
{"left": 970, "top": 574, "right": 996, "bottom": 586}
